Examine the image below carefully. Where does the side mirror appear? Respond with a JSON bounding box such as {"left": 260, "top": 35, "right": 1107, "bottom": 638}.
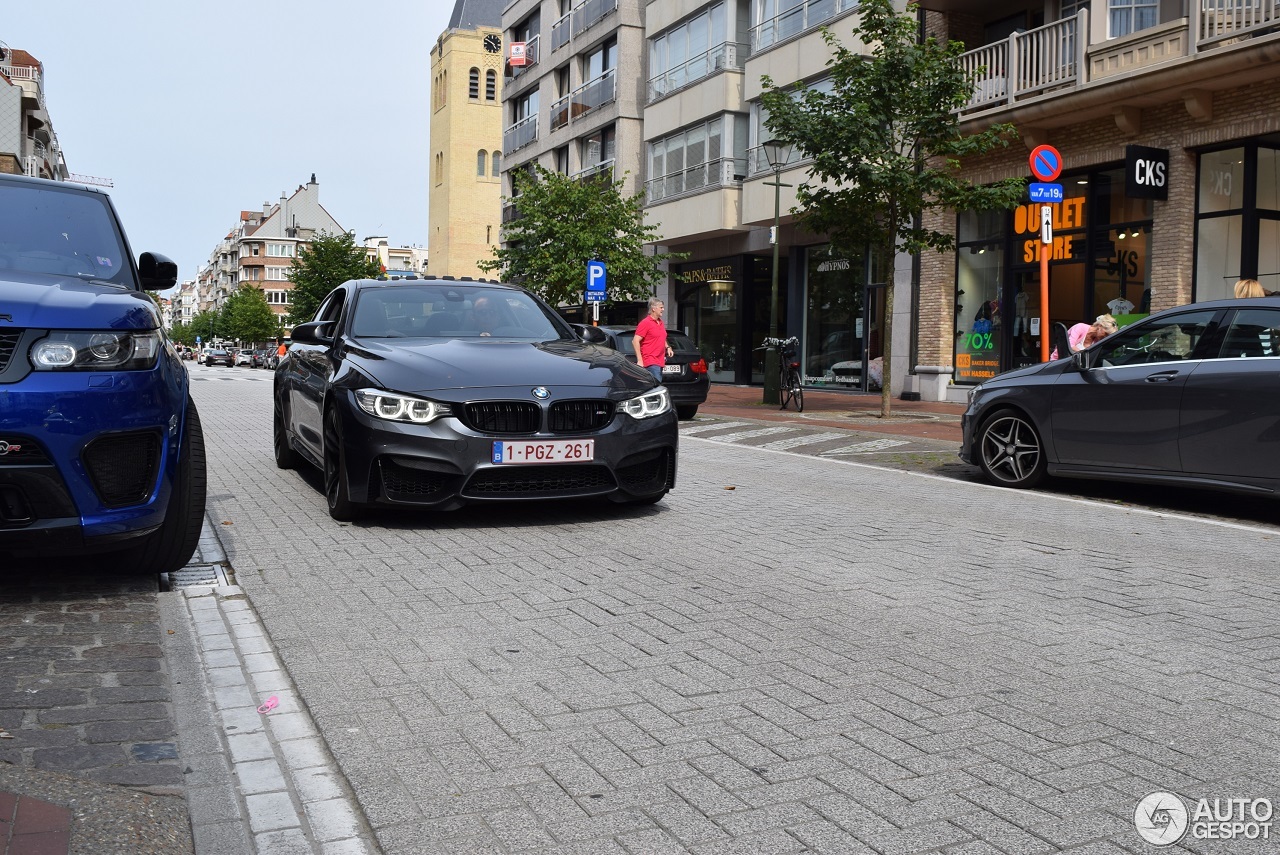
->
{"left": 579, "top": 325, "right": 607, "bottom": 344}
{"left": 1072, "top": 350, "right": 1089, "bottom": 371}
{"left": 290, "top": 321, "right": 334, "bottom": 345}
{"left": 138, "top": 252, "right": 178, "bottom": 291}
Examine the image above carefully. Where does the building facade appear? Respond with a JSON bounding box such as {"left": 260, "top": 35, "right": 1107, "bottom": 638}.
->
{"left": 0, "top": 45, "right": 68, "bottom": 180}
{"left": 197, "top": 175, "right": 346, "bottom": 328}
{"left": 363, "top": 236, "right": 430, "bottom": 276}
{"left": 429, "top": 0, "right": 506, "bottom": 279}
{"left": 917, "top": 0, "right": 1280, "bottom": 402}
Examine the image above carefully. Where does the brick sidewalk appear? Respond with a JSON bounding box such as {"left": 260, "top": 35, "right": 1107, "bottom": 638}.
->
{"left": 0, "top": 791, "right": 71, "bottom": 855}
{"left": 699, "top": 384, "right": 965, "bottom": 443}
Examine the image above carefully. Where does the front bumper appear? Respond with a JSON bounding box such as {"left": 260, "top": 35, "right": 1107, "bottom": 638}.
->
{"left": 0, "top": 362, "right": 188, "bottom": 547}
{"left": 332, "top": 389, "right": 679, "bottom": 509}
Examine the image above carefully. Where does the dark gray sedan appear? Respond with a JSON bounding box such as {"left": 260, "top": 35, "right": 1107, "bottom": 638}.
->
{"left": 273, "top": 278, "right": 678, "bottom": 520}
{"left": 960, "top": 296, "right": 1280, "bottom": 495}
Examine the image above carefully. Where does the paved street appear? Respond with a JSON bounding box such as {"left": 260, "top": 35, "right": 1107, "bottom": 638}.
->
{"left": 185, "top": 367, "right": 1280, "bottom": 853}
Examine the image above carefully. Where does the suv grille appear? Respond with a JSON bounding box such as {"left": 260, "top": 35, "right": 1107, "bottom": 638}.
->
{"left": 0, "top": 331, "right": 21, "bottom": 373}
{"left": 82, "top": 430, "right": 162, "bottom": 508}
{"left": 549, "top": 400, "right": 614, "bottom": 433}
{"left": 461, "top": 402, "right": 540, "bottom": 434}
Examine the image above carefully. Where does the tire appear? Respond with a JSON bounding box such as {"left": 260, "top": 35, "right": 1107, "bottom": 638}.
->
{"left": 273, "top": 391, "right": 302, "bottom": 470}
{"left": 976, "top": 409, "right": 1047, "bottom": 489}
{"left": 789, "top": 370, "right": 804, "bottom": 412}
{"left": 675, "top": 405, "right": 699, "bottom": 420}
{"left": 121, "top": 398, "right": 207, "bottom": 575}
{"left": 323, "top": 405, "right": 364, "bottom": 521}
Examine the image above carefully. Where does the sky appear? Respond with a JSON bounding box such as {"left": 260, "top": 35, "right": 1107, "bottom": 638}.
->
{"left": 6, "top": 0, "right": 456, "bottom": 293}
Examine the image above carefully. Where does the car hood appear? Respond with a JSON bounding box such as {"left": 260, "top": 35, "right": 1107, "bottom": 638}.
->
{"left": 983, "top": 360, "right": 1056, "bottom": 386}
{"left": 0, "top": 271, "right": 156, "bottom": 331}
{"left": 347, "top": 337, "right": 655, "bottom": 397}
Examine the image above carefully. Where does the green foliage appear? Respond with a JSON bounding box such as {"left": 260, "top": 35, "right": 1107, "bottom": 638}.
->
{"left": 189, "top": 309, "right": 222, "bottom": 343}
{"left": 479, "top": 166, "right": 682, "bottom": 307}
{"left": 759, "top": 0, "right": 1025, "bottom": 414}
{"left": 287, "top": 232, "right": 381, "bottom": 325}
{"left": 222, "top": 285, "right": 279, "bottom": 344}
{"left": 168, "top": 321, "right": 196, "bottom": 347}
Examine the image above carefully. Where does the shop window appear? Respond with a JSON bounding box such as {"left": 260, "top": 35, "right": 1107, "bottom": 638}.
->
{"left": 1195, "top": 145, "right": 1280, "bottom": 300}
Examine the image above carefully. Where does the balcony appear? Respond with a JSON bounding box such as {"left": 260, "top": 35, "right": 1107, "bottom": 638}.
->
{"left": 648, "top": 42, "right": 749, "bottom": 102}
{"left": 551, "top": 69, "right": 617, "bottom": 128}
{"left": 502, "top": 201, "right": 522, "bottom": 224}
{"left": 956, "top": 1, "right": 1280, "bottom": 119}
{"left": 572, "top": 0, "right": 618, "bottom": 38}
{"left": 750, "top": 0, "right": 860, "bottom": 52}
{"left": 745, "top": 143, "right": 806, "bottom": 177}
{"left": 510, "top": 35, "right": 541, "bottom": 79}
{"left": 503, "top": 114, "right": 539, "bottom": 154}
{"left": 551, "top": 13, "right": 571, "bottom": 52}
{"left": 645, "top": 157, "right": 748, "bottom": 204}
{"left": 573, "top": 159, "right": 615, "bottom": 182}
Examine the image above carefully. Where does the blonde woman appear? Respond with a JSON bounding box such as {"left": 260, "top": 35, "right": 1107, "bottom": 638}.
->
{"left": 1234, "top": 278, "right": 1266, "bottom": 298}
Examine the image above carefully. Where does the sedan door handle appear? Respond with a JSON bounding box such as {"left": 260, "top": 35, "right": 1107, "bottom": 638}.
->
{"left": 1145, "top": 371, "right": 1179, "bottom": 383}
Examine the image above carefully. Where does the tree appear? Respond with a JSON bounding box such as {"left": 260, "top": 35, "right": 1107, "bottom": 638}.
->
{"left": 169, "top": 321, "right": 196, "bottom": 347}
{"left": 222, "top": 285, "right": 279, "bottom": 345}
{"left": 479, "top": 166, "right": 682, "bottom": 308}
{"left": 288, "top": 232, "right": 381, "bottom": 325}
{"left": 190, "top": 309, "right": 223, "bottom": 344}
{"left": 759, "top": 0, "right": 1024, "bottom": 417}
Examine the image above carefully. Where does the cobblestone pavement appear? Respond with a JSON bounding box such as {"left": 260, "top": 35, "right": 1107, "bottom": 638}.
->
{"left": 193, "top": 370, "right": 1280, "bottom": 854}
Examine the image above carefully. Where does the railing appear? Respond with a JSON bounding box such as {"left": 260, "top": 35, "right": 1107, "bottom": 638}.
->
{"left": 0, "top": 64, "right": 39, "bottom": 81}
{"left": 957, "top": 11, "right": 1084, "bottom": 112}
{"left": 1199, "top": 0, "right": 1280, "bottom": 46}
{"left": 502, "top": 202, "right": 522, "bottom": 224}
{"left": 511, "top": 35, "right": 541, "bottom": 78}
{"left": 746, "top": 143, "right": 806, "bottom": 176}
{"left": 751, "top": 0, "right": 859, "bottom": 51}
{"left": 25, "top": 137, "right": 48, "bottom": 160}
{"left": 572, "top": 0, "right": 618, "bottom": 37}
{"left": 23, "top": 156, "right": 40, "bottom": 178}
{"left": 503, "top": 114, "right": 538, "bottom": 153}
{"left": 550, "top": 94, "right": 570, "bottom": 131}
{"left": 573, "top": 159, "right": 615, "bottom": 182}
{"left": 648, "top": 42, "right": 748, "bottom": 102}
{"left": 645, "top": 157, "right": 748, "bottom": 204}
{"left": 570, "top": 68, "right": 616, "bottom": 119}
{"left": 551, "top": 13, "right": 571, "bottom": 51}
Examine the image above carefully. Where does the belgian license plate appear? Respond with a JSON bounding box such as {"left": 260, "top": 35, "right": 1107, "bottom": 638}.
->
{"left": 662, "top": 364, "right": 682, "bottom": 375}
{"left": 492, "top": 439, "right": 595, "bottom": 464}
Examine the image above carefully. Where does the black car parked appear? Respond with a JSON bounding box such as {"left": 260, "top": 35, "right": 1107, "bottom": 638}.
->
{"left": 273, "top": 278, "right": 679, "bottom": 520}
{"left": 961, "top": 296, "right": 1280, "bottom": 496}
{"left": 590, "top": 326, "right": 710, "bottom": 420}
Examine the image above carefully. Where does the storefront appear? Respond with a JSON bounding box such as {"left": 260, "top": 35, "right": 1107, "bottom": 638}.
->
{"left": 675, "top": 254, "right": 789, "bottom": 386}
{"left": 1194, "top": 141, "right": 1280, "bottom": 297}
{"left": 954, "top": 164, "right": 1154, "bottom": 383}
{"left": 801, "top": 245, "right": 886, "bottom": 392}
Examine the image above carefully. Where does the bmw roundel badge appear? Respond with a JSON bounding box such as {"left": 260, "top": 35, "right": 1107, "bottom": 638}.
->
{"left": 531, "top": 387, "right": 550, "bottom": 399}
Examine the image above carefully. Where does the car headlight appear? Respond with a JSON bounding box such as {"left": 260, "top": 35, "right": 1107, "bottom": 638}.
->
{"left": 31, "top": 331, "right": 162, "bottom": 371}
{"left": 618, "top": 386, "right": 671, "bottom": 419}
{"left": 354, "top": 388, "right": 452, "bottom": 424}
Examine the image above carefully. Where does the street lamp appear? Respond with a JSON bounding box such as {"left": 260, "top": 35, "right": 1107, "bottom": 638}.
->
{"left": 762, "top": 138, "right": 793, "bottom": 406}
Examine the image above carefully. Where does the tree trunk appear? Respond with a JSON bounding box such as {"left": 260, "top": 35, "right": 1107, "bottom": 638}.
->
{"left": 879, "top": 239, "right": 895, "bottom": 419}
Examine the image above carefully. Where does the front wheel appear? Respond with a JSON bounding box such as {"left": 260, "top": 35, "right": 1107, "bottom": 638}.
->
{"left": 324, "top": 406, "right": 364, "bottom": 521}
{"left": 273, "top": 391, "right": 302, "bottom": 470}
{"left": 977, "top": 409, "right": 1047, "bottom": 488}
{"left": 788, "top": 369, "right": 804, "bottom": 412}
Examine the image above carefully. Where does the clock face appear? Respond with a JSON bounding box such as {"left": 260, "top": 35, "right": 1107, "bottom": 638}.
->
{"left": 484, "top": 34, "right": 501, "bottom": 53}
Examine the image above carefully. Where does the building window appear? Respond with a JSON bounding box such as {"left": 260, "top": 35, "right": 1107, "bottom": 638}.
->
{"left": 555, "top": 146, "right": 570, "bottom": 174}
{"left": 478, "top": 150, "right": 487, "bottom": 176}
{"left": 469, "top": 67, "right": 480, "bottom": 99}
{"left": 584, "top": 38, "right": 618, "bottom": 81}
{"left": 647, "top": 117, "right": 727, "bottom": 203}
{"left": 1107, "top": 0, "right": 1158, "bottom": 37}
{"left": 582, "top": 125, "right": 616, "bottom": 170}
{"left": 266, "top": 267, "right": 290, "bottom": 281}
{"left": 486, "top": 69, "right": 497, "bottom": 100}
{"left": 1196, "top": 144, "right": 1280, "bottom": 298}
{"left": 649, "top": 3, "right": 729, "bottom": 100}
{"left": 251, "top": 244, "right": 260, "bottom": 256}
{"left": 267, "top": 244, "right": 294, "bottom": 258}
{"left": 491, "top": 151, "right": 501, "bottom": 176}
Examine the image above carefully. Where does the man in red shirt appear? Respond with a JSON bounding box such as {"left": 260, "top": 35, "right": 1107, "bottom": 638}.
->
{"left": 633, "top": 297, "right": 674, "bottom": 382}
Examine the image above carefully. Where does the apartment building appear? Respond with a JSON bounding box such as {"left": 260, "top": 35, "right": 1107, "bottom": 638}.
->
{"left": 640, "top": 0, "right": 915, "bottom": 393}
{"left": 197, "top": 175, "right": 345, "bottom": 327}
{"left": 363, "top": 236, "right": 430, "bottom": 276}
{"left": 918, "top": 0, "right": 1280, "bottom": 401}
{"left": 429, "top": 0, "right": 506, "bottom": 278}
{"left": 499, "top": 0, "right": 648, "bottom": 270}
{"left": 0, "top": 45, "right": 68, "bottom": 180}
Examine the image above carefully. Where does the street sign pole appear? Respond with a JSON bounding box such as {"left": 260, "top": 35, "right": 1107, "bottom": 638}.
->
{"left": 1040, "top": 205, "right": 1052, "bottom": 363}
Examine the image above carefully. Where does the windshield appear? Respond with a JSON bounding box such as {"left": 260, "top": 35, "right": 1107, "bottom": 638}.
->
{"left": 351, "top": 285, "right": 575, "bottom": 341}
{"left": 0, "top": 182, "right": 131, "bottom": 286}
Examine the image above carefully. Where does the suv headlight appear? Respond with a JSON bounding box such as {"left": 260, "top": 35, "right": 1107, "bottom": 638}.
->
{"left": 618, "top": 386, "right": 671, "bottom": 419}
{"left": 32, "top": 331, "right": 162, "bottom": 371}
{"left": 354, "top": 389, "right": 452, "bottom": 424}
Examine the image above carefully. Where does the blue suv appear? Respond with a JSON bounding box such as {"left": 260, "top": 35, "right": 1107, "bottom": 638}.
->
{"left": 0, "top": 174, "right": 206, "bottom": 575}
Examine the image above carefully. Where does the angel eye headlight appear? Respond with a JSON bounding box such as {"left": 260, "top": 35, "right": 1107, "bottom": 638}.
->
{"left": 619, "top": 386, "right": 671, "bottom": 419}
{"left": 354, "top": 389, "right": 452, "bottom": 424}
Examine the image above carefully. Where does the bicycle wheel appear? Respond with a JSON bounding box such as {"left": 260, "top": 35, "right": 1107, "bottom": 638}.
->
{"left": 777, "top": 368, "right": 791, "bottom": 411}
{"left": 790, "top": 369, "right": 804, "bottom": 412}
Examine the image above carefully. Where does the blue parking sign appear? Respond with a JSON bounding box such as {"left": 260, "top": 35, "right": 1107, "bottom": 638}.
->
{"left": 586, "top": 260, "right": 606, "bottom": 293}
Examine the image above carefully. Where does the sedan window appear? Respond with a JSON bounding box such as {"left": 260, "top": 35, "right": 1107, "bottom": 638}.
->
{"left": 1095, "top": 310, "right": 1219, "bottom": 368}
{"left": 1217, "top": 308, "right": 1280, "bottom": 358}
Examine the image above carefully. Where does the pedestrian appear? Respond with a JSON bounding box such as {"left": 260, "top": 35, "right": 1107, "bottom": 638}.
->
{"left": 632, "top": 297, "right": 673, "bottom": 382}
{"left": 1234, "top": 278, "right": 1266, "bottom": 298}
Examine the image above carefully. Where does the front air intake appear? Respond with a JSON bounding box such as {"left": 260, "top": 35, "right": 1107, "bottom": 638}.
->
{"left": 82, "top": 430, "right": 162, "bottom": 508}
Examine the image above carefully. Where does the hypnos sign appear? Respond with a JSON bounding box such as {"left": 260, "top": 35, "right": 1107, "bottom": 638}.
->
{"left": 1126, "top": 144, "right": 1169, "bottom": 200}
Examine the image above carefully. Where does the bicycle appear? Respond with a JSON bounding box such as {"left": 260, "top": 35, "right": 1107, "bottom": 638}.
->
{"left": 757, "top": 336, "right": 804, "bottom": 411}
